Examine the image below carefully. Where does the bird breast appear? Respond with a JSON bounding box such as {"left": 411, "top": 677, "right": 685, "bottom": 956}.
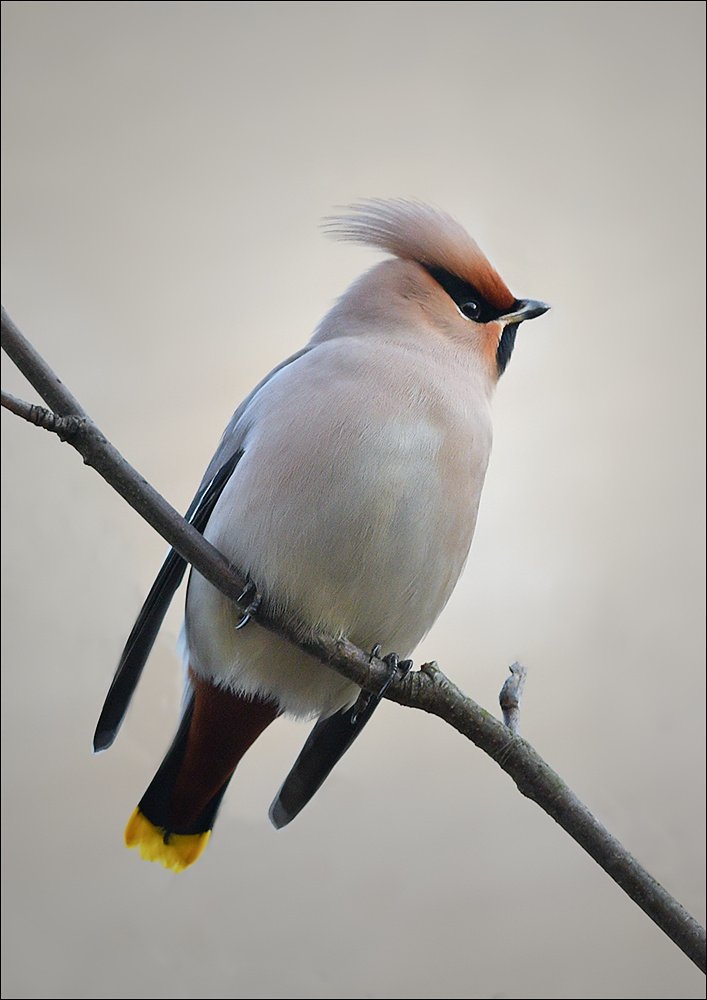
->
{"left": 185, "top": 334, "right": 493, "bottom": 717}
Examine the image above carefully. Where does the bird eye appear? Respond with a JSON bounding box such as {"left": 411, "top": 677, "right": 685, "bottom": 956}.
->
{"left": 460, "top": 300, "right": 480, "bottom": 320}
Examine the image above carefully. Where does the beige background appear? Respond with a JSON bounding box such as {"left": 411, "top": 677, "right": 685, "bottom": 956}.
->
{"left": 1, "top": 3, "right": 705, "bottom": 998}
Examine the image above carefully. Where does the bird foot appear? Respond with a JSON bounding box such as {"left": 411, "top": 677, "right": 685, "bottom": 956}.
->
{"left": 350, "top": 647, "right": 413, "bottom": 724}
{"left": 378, "top": 652, "right": 414, "bottom": 698}
{"left": 235, "top": 580, "right": 261, "bottom": 630}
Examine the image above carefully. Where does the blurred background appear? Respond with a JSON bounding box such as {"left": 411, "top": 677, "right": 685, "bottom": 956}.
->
{"left": 1, "top": 3, "right": 705, "bottom": 998}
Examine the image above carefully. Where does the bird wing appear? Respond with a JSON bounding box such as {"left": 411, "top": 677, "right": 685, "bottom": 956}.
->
{"left": 269, "top": 692, "right": 383, "bottom": 829}
{"left": 93, "top": 450, "right": 242, "bottom": 752}
{"left": 93, "top": 346, "right": 313, "bottom": 753}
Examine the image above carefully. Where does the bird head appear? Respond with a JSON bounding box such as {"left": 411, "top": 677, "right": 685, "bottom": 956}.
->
{"left": 322, "top": 199, "right": 549, "bottom": 380}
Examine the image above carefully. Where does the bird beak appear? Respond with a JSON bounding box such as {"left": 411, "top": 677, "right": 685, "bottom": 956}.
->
{"left": 499, "top": 299, "right": 550, "bottom": 324}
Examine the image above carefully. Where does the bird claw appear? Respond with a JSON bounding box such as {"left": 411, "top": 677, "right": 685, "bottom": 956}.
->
{"left": 351, "top": 647, "right": 413, "bottom": 724}
{"left": 379, "top": 652, "right": 413, "bottom": 698}
{"left": 235, "top": 580, "right": 261, "bottom": 630}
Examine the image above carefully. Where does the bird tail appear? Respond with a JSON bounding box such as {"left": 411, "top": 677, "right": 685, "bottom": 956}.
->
{"left": 125, "top": 675, "right": 279, "bottom": 872}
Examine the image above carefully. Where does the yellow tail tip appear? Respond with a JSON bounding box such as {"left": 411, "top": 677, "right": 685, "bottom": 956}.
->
{"left": 124, "top": 808, "right": 210, "bottom": 873}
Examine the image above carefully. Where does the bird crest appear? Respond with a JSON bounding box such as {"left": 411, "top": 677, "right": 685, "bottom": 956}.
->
{"left": 323, "top": 199, "right": 515, "bottom": 311}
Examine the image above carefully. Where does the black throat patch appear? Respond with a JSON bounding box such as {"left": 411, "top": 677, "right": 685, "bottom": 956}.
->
{"left": 496, "top": 323, "right": 518, "bottom": 376}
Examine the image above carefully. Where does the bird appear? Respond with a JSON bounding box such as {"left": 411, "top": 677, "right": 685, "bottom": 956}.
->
{"left": 93, "top": 199, "right": 549, "bottom": 872}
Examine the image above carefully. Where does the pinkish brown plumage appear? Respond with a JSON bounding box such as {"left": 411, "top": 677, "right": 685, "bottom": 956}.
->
{"left": 323, "top": 199, "right": 515, "bottom": 311}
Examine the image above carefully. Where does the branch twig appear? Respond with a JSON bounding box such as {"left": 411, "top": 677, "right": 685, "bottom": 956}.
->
{"left": 499, "top": 661, "right": 527, "bottom": 734}
{"left": 1, "top": 390, "right": 85, "bottom": 440}
{"left": 2, "top": 305, "right": 705, "bottom": 973}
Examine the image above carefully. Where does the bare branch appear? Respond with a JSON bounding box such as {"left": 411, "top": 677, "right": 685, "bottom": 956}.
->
{"left": 2, "top": 305, "right": 705, "bottom": 973}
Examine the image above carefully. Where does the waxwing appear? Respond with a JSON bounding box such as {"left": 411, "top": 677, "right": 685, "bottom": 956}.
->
{"left": 94, "top": 200, "right": 549, "bottom": 871}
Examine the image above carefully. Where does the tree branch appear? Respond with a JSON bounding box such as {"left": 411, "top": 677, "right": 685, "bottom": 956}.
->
{"left": 2, "top": 305, "right": 705, "bottom": 973}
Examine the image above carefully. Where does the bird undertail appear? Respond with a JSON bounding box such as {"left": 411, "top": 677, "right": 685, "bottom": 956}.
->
{"left": 125, "top": 676, "right": 278, "bottom": 872}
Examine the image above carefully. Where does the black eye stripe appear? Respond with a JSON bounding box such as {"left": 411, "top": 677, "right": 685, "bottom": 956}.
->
{"left": 424, "top": 265, "right": 520, "bottom": 377}
{"left": 424, "top": 266, "right": 507, "bottom": 324}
